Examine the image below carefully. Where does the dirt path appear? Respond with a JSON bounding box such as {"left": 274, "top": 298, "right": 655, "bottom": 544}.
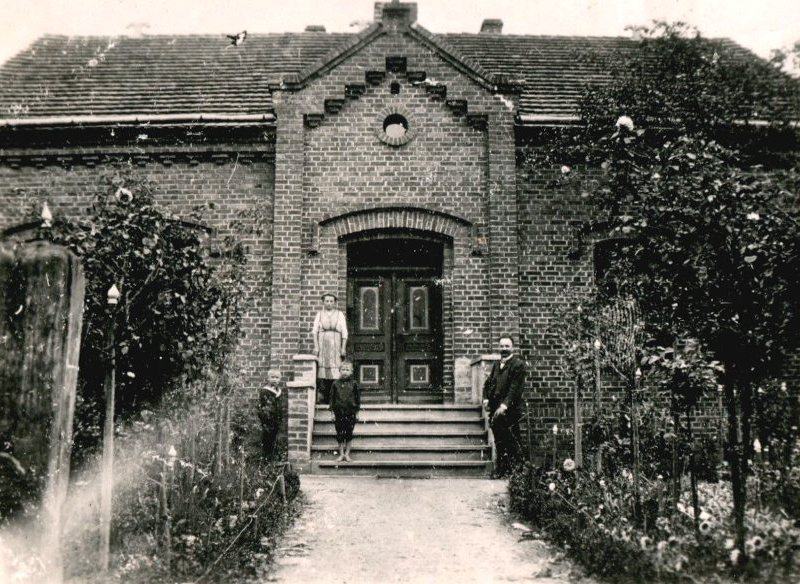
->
{"left": 265, "top": 476, "right": 593, "bottom": 584}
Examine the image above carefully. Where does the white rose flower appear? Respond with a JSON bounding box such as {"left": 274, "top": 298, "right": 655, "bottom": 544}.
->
{"left": 746, "top": 212, "right": 760, "bottom": 221}
{"left": 561, "top": 165, "right": 571, "bottom": 175}
{"left": 615, "top": 115, "right": 635, "bottom": 131}
{"left": 548, "top": 482, "right": 556, "bottom": 492}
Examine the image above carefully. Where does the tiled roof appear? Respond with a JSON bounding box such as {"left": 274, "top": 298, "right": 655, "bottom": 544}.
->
{"left": 0, "top": 33, "right": 351, "bottom": 120}
{"left": 443, "top": 34, "right": 634, "bottom": 121}
{"left": 0, "top": 29, "right": 779, "bottom": 125}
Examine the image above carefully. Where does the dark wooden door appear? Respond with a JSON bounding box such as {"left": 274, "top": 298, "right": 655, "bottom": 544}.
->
{"left": 348, "top": 273, "right": 442, "bottom": 403}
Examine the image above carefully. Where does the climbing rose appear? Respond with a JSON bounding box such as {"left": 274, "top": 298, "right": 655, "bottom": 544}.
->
{"left": 548, "top": 482, "right": 556, "bottom": 491}
{"left": 561, "top": 165, "right": 571, "bottom": 174}
{"left": 615, "top": 115, "right": 635, "bottom": 131}
{"left": 562, "top": 458, "right": 576, "bottom": 472}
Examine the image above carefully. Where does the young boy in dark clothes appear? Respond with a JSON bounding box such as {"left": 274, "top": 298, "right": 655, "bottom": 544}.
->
{"left": 257, "top": 369, "right": 283, "bottom": 458}
{"left": 329, "top": 361, "right": 360, "bottom": 462}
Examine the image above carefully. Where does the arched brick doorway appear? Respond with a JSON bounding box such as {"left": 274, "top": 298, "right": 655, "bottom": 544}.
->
{"left": 344, "top": 230, "right": 450, "bottom": 404}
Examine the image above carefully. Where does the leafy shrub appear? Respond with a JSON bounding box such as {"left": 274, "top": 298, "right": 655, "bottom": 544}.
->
{"left": 32, "top": 175, "right": 245, "bottom": 459}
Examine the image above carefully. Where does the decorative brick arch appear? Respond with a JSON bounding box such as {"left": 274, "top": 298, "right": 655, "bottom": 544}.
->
{"left": 318, "top": 206, "right": 472, "bottom": 240}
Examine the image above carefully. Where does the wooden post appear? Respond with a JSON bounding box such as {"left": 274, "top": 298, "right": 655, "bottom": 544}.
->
{"left": 552, "top": 424, "right": 558, "bottom": 468}
{"left": 574, "top": 372, "right": 583, "bottom": 468}
{"left": 525, "top": 401, "right": 533, "bottom": 463}
{"left": 99, "top": 284, "right": 120, "bottom": 573}
{"left": 593, "top": 339, "right": 602, "bottom": 412}
{"left": 632, "top": 369, "right": 642, "bottom": 523}
{"left": 0, "top": 243, "right": 85, "bottom": 584}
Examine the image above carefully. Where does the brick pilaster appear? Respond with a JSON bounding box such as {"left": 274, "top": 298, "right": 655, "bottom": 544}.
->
{"left": 487, "top": 109, "right": 519, "bottom": 344}
{"left": 270, "top": 96, "right": 307, "bottom": 374}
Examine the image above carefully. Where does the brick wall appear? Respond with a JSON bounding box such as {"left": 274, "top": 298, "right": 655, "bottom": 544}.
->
{"left": 269, "top": 29, "right": 520, "bottom": 392}
{"left": 0, "top": 147, "right": 276, "bottom": 400}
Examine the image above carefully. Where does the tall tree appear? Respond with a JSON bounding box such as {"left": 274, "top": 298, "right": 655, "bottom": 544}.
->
{"left": 546, "top": 22, "right": 800, "bottom": 560}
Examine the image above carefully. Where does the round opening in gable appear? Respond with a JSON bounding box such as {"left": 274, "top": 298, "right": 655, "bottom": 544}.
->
{"left": 383, "top": 113, "right": 408, "bottom": 139}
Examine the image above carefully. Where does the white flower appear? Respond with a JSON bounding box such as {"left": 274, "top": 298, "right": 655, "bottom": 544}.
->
{"left": 562, "top": 458, "right": 576, "bottom": 472}
{"left": 753, "top": 438, "right": 762, "bottom": 453}
{"left": 640, "top": 536, "right": 652, "bottom": 550}
{"left": 548, "top": 482, "right": 556, "bottom": 492}
{"left": 255, "top": 488, "right": 265, "bottom": 499}
{"left": 615, "top": 115, "right": 635, "bottom": 131}
{"left": 656, "top": 540, "right": 667, "bottom": 552}
{"left": 724, "top": 538, "right": 735, "bottom": 550}
{"left": 746, "top": 212, "right": 760, "bottom": 221}
{"left": 561, "top": 165, "right": 571, "bottom": 175}
{"left": 730, "top": 549, "right": 741, "bottom": 564}
{"left": 115, "top": 187, "right": 133, "bottom": 202}
{"left": 699, "top": 510, "right": 710, "bottom": 521}
{"left": 552, "top": 424, "right": 558, "bottom": 434}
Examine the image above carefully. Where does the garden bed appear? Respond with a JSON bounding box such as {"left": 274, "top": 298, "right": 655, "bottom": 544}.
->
{"left": 509, "top": 462, "right": 799, "bottom": 583}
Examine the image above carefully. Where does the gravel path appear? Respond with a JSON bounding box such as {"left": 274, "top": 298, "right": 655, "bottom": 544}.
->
{"left": 266, "top": 476, "right": 593, "bottom": 584}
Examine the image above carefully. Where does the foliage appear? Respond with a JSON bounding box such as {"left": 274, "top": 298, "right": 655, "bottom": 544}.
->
{"left": 31, "top": 174, "right": 246, "bottom": 457}
{"left": 62, "top": 372, "right": 299, "bottom": 584}
{"left": 509, "top": 463, "right": 800, "bottom": 583}
{"left": 539, "top": 20, "right": 800, "bottom": 558}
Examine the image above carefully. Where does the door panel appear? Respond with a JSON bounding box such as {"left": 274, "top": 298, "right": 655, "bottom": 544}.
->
{"left": 348, "top": 270, "right": 443, "bottom": 403}
{"left": 348, "top": 277, "right": 392, "bottom": 402}
{"left": 395, "top": 278, "right": 442, "bottom": 403}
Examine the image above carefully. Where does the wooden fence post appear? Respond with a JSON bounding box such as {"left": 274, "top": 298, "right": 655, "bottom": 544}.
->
{"left": 99, "top": 284, "right": 120, "bottom": 573}
{"left": 0, "top": 242, "right": 85, "bottom": 584}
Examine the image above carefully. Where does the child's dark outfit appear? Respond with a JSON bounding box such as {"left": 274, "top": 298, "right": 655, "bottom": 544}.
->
{"left": 257, "top": 384, "right": 283, "bottom": 457}
{"left": 329, "top": 377, "right": 361, "bottom": 443}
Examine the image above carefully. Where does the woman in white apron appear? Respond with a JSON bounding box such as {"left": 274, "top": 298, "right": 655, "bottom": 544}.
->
{"left": 312, "top": 293, "right": 348, "bottom": 404}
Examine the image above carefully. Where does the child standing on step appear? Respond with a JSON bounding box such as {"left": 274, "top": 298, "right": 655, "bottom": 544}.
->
{"left": 258, "top": 369, "right": 284, "bottom": 458}
{"left": 329, "top": 361, "right": 360, "bottom": 462}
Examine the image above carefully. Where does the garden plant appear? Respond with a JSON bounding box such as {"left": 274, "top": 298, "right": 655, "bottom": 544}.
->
{"left": 512, "top": 22, "right": 800, "bottom": 582}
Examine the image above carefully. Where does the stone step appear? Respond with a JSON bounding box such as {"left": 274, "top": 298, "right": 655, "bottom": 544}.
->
{"left": 313, "top": 421, "right": 484, "bottom": 434}
{"left": 314, "top": 406, "right": 483, "bottom": 422}
{"left": 310, "top": 459, "right": 491, "bottom": 477}
{"left": 312, "top": 433, "right": 487, "bottom": 448}
{"left": 311, "top": 444, "right": 491, "bottom": 462}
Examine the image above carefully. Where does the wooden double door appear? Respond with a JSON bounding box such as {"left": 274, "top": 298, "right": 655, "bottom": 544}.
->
{"left": 347, "top": 272, "right": 443, "bottom": 403}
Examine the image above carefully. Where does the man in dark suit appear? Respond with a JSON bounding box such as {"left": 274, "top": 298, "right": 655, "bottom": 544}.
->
{"left": 483, "top": 336, "right": 526, "bottom": 477}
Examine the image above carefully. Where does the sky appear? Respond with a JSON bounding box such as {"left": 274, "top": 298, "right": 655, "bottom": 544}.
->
{"left": 0, "top": 0, "right": 798, "bottom": 65}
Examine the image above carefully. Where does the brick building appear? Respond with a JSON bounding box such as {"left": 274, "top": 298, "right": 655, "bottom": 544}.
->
{"left": 0, "top": 2, "right": 778, "bottom": 472}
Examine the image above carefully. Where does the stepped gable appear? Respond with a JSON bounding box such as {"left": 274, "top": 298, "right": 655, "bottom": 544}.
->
{"left": 0, "top": 28, "right": 785, "bottom": 124}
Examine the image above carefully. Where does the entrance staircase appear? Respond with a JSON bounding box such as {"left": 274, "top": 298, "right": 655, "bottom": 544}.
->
{"left": 310, "top": 404, "right": 492, "bottom": 477}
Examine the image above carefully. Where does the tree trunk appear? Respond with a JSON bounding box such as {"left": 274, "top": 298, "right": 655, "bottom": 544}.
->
{"left": 574, "top": 370, "right": 583, "bottom": 468}
{"left": 687, "top": 409, "right": 700, "bottom": 540}
{"left": 723, "top": 373, "right": 747, "bottom": 560}
{"left": 631, "top": 376, "right": 642, "bottom": 524}
{"left": 672, "top": 411, "right": 681, "bottom": 505}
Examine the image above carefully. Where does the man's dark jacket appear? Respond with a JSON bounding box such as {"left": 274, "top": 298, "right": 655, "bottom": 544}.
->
{"left": 484, "top": 355, "right": 526, "bottom": 421}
